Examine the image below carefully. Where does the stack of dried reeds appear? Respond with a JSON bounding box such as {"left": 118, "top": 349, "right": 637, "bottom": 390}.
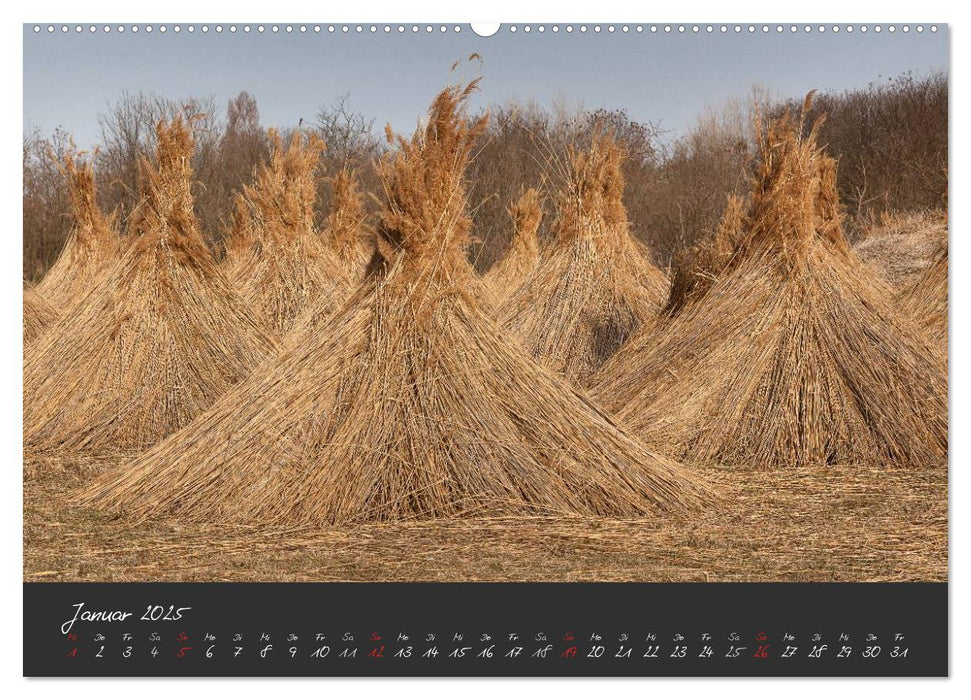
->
{"left": 591, "top": 99, "right": 947, "bottom": 469}
{"left": 36, "top": 152, "right": 118, "bottom": 312}
{"left": 24, "top": 117, "right": 278, "bottom": 456}
{"left": 900, "top": 241, "right": 948, "bottom": 359}
{"left": 23, "top": 283, "right": 57, "bottom": 346}
{"left": 221, "top": 196, "right": 258, "bottom": 276}
{"left": 324, "top": 166, "right": 372, "bottom": 280}
{"left": 227, "top": 130, "right": 351, "bottom": 335}
{"left": 498, "top": 132, "right": 669, "bottom": 383}
{"left": 80, "top": 82, "right": 705, "bottom": 525}
{"left": 483, "top": 188, "right": 543, "bottom": 302}
{"left": 854, "top": 209, "right": 948, "bottom": 289}
{"left": 665, "top": 195, "right": 745, "bottom": 315}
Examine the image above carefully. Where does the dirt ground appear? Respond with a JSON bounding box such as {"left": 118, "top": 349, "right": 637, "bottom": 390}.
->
{"left": 24, "top": 454, "right": 947, "bottom": 582}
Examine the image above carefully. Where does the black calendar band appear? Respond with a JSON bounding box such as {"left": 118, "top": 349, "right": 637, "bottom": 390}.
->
{"left": 23, "top": 581, "right": 946, "bottom": 677}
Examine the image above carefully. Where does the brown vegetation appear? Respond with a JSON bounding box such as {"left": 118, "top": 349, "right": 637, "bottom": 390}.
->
{"left": 221, "top": 196, "right": 257, "bottom": 275}
{"left": 483, "top": 187, "right": 543, "bottom": 302}
{"left": 24, "top": 73, "right": 947, "bottom": 282}
{"left": 498, "top": 132, "right": 669, "bottom": 383}
{"left": 323, "top": 166, "right": 372, "bottom": 280}
{"left": 21, "top": 74, "right": 948, "bottom": 584}
{"left": 35, "top": 151, "right": 118, "bottom": 312}
{"left": 900, "top": 241, "right": 948, "bottom": 359}
{"left": 592, "top": 101, "right": 947, "bottom": 469}
{"left": 666, "top": 195, "right": 746, "bottom": 315}
{"left": 28, "top": 455, "right": 945, "bottom": 582}
{"left": 226, "top": 129, "right": 351, "bottom": 334}
{"left": 854, "top": 209, "right": 948, "bottom": 288}
{"left": 23, "top": 284, "right": 57, "bottom": 346}
{"left": 23, "top": 117, "right": 278, "bottom": 456}
{"left": 781, "top": 72, "right": 948, "bottom": 227}
{"left": 79, "top": 83, "right": 705, "bottom": 526}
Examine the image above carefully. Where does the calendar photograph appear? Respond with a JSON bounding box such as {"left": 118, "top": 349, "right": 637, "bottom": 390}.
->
{"left": 20, "top": 21, "right": 948, "bottom": 677}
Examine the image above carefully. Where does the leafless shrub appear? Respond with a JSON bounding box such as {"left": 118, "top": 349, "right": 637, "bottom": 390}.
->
{"left": 775, "top": 71, "right": 948, "bottom": 236}
{"left": 23, "top": 71, "right": 948, "bottom": 283}
{"left": 23, "top": 128, "right": 73, "bottom": 280}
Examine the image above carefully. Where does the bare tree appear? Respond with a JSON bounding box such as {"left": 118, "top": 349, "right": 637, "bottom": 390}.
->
{"left": 774, "top": 71, "right": 948, "bottom": 239}
{"left": 313, "top": 94, "right": 384, "bottom": 221}
{"left": 23, "top": 127, "right": 73, "bottom": 280}
{"left": 94, "top": 92, "right": 221, "bottom": 236}
{"left": 194, "top": 92, "right": 270, "bottom": 250}
{"left": 23, "top": 72, "right": 949, "bottom": 280}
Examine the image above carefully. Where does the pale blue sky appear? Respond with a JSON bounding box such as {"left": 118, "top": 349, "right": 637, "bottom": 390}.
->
{"left": 23, "top": 24, "right": 948, "bottom": 149}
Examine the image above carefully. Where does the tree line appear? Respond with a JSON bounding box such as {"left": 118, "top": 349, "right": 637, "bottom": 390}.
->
{"left": 23, "top": 71, "right": 947, "bottom": 281}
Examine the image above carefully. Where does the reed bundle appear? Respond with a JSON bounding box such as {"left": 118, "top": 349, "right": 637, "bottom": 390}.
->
{"left": 36, "top": 152, "right": 118, "bottom": 311}
{"left": 498, "top": 132, "right": 669, "bottom": 383}
{"left": 23, "top": 283, "right": 57, "bottom": 345}
{"left": 854, "top": 209, "right": 948, "bottom": 289}
{"left": 80, "top": 83, "right": 705, "bottom": 525}
{"left": 591, "top": 99, "right": 947, "bottom": 469}
{"left": 900, "top": 241, "right": 948, "bottom": 359}
{"left": 221, "top": 196, "right": 258, "bottom": 274}
{"left": 324, "top": 166, "right": 372, "bottom": 280}
{"left": 483, "top": 187, "right": 543, "bottom": 302}
{"left": 24, "top": 117, "right": 277, "bottom": 456}
{"left": 666, "top": 195, "right": 745, "bottom": 315}
{"left": 227, "top": 130, "right": 351, "bottom": 335}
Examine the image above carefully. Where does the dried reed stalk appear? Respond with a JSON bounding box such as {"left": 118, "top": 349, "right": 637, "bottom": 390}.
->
{"left": 324, "top": 166, "right": 372, "bottom": 280}
{"left": 221, "top": 196, "right": 258, "bottom": 275}
{"left": 854, "top": 209, "right": 948, "bottom": 289}
{"left": 483, "top": 188, "right": 543, "bottom": 303}
{"left": 226, "top": 129, "right": 351, "bottom": 335}
{"left": 498, "top": 132, "right": 669, "bottom": 384}
{"left": 80, "top": 82, "right": 706, "bottom": 525}
{"left": 23, "top": 283, "right": 57, "bottom": 346}
{"left": 591, "top": 99, "right": 947, "bottom": 469}
{"left": 666, "top": 195, "right": 745, "bottom": 315}
{"left": 900, "top": 241, "right": 947, "bottom": 360}
{"left": 24, "top": 117, "right": 278, "bottom": 456}
{"left": 36, "top": 151, "right": 118, "bottom": 311}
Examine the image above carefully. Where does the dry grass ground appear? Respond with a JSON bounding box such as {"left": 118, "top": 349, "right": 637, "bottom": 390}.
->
{"left": 24, "top": 455, "right": 946, "bottom": 583}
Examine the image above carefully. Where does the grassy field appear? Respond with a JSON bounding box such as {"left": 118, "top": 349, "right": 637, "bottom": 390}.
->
{"left": 24, "top": 454, "right": 947, "bottom": 583}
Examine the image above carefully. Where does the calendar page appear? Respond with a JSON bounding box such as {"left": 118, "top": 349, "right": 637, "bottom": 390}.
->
{"left": 21, "top": 21, "right": 948, "bottom": 678}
